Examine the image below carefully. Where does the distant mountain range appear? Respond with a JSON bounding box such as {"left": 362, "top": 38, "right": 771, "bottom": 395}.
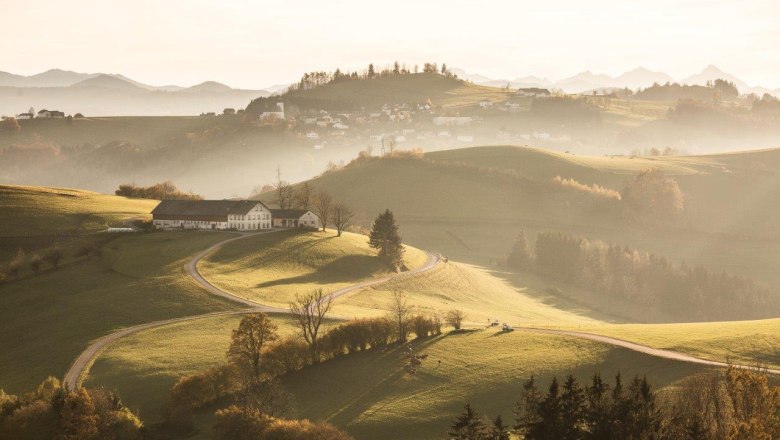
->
{"left": 0, "top": 69, "right": 273, "bottom": 116}
{"left": 453, "top": 65, "right": 780, "bottom": 96}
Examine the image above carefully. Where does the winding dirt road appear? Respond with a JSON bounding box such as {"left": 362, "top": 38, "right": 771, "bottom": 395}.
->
{"left": 64, "top": 231, "right": 440, "bottom": 389}
{"left": 64, "top": 230, "right": 777, "bottom": 389}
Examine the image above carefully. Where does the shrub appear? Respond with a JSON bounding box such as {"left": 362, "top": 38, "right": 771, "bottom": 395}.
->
{"left": 115, "top": 181, "right": 203, "bottom": 200}
{"left": 213, "top": 406, "right": 353, "bottom": 440}
{"left": 29, "top": 254, "right": 42, "bottom": 274}
{"left": 74, "top": 242, "right": 102, "bottom": 259}
{"left": 446, "top": 310, "right": 466, "bottom": 330}
{"left": 43, "top": 248, "right": 63, "bottom": 269}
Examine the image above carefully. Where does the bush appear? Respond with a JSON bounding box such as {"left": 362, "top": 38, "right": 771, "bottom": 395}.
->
{"left": 29, "top": 254, "right": 42, "bottom": 274}
{"left": 213, "top": 406, "right": 353, "bottom": 440}
{"left": 446, "top": 310, "right": 465, "bottom": 330}
{"left": 43, "top": 248, "right": 63, "bottom": 269}
{"left": 115, "top": 181, "right": 203, "bottom": 200}
{"left": 74, "top": 242, "right": 102, "bottom": 259}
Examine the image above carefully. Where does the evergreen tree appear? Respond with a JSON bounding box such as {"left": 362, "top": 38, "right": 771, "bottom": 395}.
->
{"left": 533, "top": 377, "right": 564, "bottom": 439}
{"left": 515, "top": 376, "right": 543, "bottom": 437}
{"left": 560, "top": 374, "right": 586, "bottom": 440}
{"left": 626, "top": 376, "right": 661, "bottom": 439}
{"left": 449, "top": 403, "right": 488, "bottom": 440}
{"left": 489, "top": 415, "right": 510, "bottom": 440}
{"left": 508, "top": 230, "right": 532, "bottom": 270}
{"left": 585, "top": 372, "right": 612, "bottom": 439}
{"left": 368, "top": 210, "right": 404, "bottom": 268}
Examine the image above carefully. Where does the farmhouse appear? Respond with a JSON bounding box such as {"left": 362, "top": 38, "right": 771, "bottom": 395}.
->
{"left": 36, "top": 109, "right": 65, "bottom": 118}
{"left": 259, "top": 102, "right": 285, "bottom": 123}
{"left": 270, "top": 209, "right": 321, "bottom": 229}
{"left": 151, "top": 200, "right": 273, "bottom": 230}
{"left": 432, "top": 116, "right": 472, "bottom": 126}
{"left": 516, "top": 87, "right": 551, "bottom": 98}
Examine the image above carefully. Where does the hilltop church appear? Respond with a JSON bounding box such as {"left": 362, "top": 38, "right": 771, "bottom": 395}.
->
{"left": 151, "top": 200, "right": 320, "bottom": 230}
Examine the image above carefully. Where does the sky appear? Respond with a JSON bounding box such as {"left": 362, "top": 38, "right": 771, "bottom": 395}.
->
{"left": 2, "top": 0, "right": 779, "bottom": 89}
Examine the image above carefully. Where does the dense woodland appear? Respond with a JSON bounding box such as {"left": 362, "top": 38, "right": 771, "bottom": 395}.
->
{"left": 508, "top": 230, "right": 778, "bottom": 321}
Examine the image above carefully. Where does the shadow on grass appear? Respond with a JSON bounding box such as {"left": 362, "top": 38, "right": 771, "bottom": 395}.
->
{"left": 486, "top": 267, "right": 634, "bottom": 324}
{"left": 255, "top": 255, "right": 383, "bottom": 288}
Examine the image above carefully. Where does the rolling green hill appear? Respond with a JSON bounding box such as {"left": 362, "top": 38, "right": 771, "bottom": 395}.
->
{"left": 247, "top": 72, "right": 508, "bottom": 113}
{"left": 278, "top": 146, "right": 780, "bottom": 294}
{"left": 198, "top": 229, "right": 430, "bottom": 308}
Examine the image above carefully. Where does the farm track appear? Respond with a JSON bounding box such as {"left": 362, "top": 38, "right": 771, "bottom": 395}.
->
{"left": 64, "top": 230, "right": 441, "bottom": 388}
{"left": 65, "top": 230, "right": 778, "bottom": 389}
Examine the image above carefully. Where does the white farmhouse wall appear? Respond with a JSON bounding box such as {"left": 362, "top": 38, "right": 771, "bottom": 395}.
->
{"left": 227, "top": 204, "right": 272, "bottom": 230}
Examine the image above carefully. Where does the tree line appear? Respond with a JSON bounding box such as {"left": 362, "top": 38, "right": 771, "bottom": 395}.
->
{"left": 288, "top": 61, "right": 457, "bottom": 92}
{"left": 507, "top": 230, "right": 778, "bottom": 321}
{"left": 448, "top": 366, "right": 780, "bottom": 439}
{"left": 0, "top": 239, "right": 109, "bottom": 286}
{"left": 115, "top": 181, "right": 202, "bottom": 201}
{"left": 166, "top": 287, "right": 467, "bottom": 437}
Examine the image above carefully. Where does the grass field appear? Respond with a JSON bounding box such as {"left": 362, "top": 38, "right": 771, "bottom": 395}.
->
{"left": 574, "top": 319, "right": 780, "bottom": 370}
{"left": 0, "top": 185, "right": 157, "bottom": 260}
{"left": 85, "top": 318, "right": 707, "bottom": 439}
{"left": 0, "top": 231, "right": 239, "bottom": 393}
{"left": 198, "top": 229, "right": 429, "bottom": 308}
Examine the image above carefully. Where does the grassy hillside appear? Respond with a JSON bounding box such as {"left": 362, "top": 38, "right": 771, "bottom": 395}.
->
{"left": 0, "top": 184, "right": 156, "bottom": 259}
{"left": 0, "top": 231, "right": 239, "bottom": 393}
{"left": 198, "top": 229, "right": 429, "bottom": 308}
{"left": 248, "top": 72, "right": 508, "bottom": 112}
{"left": 577, "top": 318, "right": 780, "bottom": 369}
{"left": 86, "top": 317, "right": 707, "bottom": 439}
{"left": 288, "top": 146, "right": 780, "bottom": 291}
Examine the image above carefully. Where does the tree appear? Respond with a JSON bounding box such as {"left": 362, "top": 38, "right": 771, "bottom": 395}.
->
{"left": 29, "top": 254, "right": 42, "bottom": 274}
{"left": 59, "top": 388, "right": 99, "bottom": 440}
{"left": 368, "top": 210, "right": 404, "bottom": 269}
{"left": 560, "top": 375, "right": 585, "bottom": 440}
{"left": 289, "top": 289, "right": 333, "bottom": 363}
{"left": 313, "top": 190, "right": 332, "bottom": 232}
{"left": 331, "top": 202, "right": 355, "bottom": 237}
{"left": 449, "top": 403, "right": 488, "bottom": 440}
{"left": 389, "top": 291, "right": 412, "bottom": 342}
{"left": 294, "top": 182, "right": 313, "bottom": 210}
{"left": 490, "top": 415, "right": 510, "bottom": 440}
{"left": 43, "top": 248, "right": 63, "bottom": 269}
{"left": 446, "top": 309, "right": 466, "bottom": 330}
{"left": 274, "top": 167, "right": 294, "bottom": 211}
{"left": 1, "top": 117, "right": 21, "bottom": 134}
{"left": 227, "top": 313, "right": 279, "bottom": 378}
{"left": 622, "top": 168, "right": 684, "bottom": 221}
{"left": 508, "top": 230, "right": 532, "bottom": 270}
{"left": 7, "top": 248, "right": 25, "bottom": 278}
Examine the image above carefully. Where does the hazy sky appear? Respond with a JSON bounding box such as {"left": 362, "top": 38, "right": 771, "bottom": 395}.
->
{"left": 2, "top": 0, "right": 779, "bottom": 89}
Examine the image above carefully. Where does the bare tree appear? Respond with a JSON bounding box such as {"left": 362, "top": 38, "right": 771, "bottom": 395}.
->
{"left": 227, "top": 313, "right": 279, "bottom": 378}
{"left": 313, "top": 190, "right": 332, "bottom": 232}
{"left": 389, "top": 291, "right": 412, "bottom": 342}
{"left": 294, "top": 182, "right": 313, "bottom": 210}
{"left": 275, "top": 166, "right": 294, "bottom": 210}
{"left": 289, "top": 288, "right": 333, "bottom": 363}
{"left": 331, "top": 202, "right": 355, "bottom": 237}
{"left": 445, "top": 309, "right": 465, "bottom": 330}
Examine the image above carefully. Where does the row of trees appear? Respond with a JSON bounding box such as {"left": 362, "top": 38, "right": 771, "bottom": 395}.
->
{"left": 0, "top": 247, "right": 63, "bottom": 284}
{"left": 288, "top": 61, "right": 457, "bottom": 92}
{"left": 0, "top": 377, "right": 143, "bottom": 440}
{"left": 508, "top": 230, "right": 778, "bottom": 320}
{"left": 115, "top": 181, "right": 202, "bottom": 200}
{"left": 272, "top": 180, "right": 355, "bottom": 237}
{"left": 449, "top": 367, "right": 780, "bottom": 439}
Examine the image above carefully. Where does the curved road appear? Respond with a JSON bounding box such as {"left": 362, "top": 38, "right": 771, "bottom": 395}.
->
{"left": 64, "top": 231, "right": 441, "bottom": 389}
{"left": 65, "top": 231, "right": 777, "bottom": 389}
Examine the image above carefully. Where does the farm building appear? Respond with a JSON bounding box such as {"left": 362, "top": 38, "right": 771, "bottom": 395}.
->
{"left": 151, "top": 200, "right": 273, "bottom": 230}
{"left": 270, "top": 209, "right": 321, "bottom": 229}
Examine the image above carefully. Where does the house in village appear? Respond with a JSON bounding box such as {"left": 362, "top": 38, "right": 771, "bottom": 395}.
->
{"left": 151, "top": 200, "right": 321, "bottom": 231}
{"left": 16, "top": 112, "right": 34, "bottom": 120}
{"left": 259, "top": 102, "right": 285, "bottom": 123}
{"left": 270, "top": 209, "right": 321, "bottom": 229}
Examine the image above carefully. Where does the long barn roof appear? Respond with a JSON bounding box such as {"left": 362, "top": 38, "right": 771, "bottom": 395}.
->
{"left": 151, "top": 200, "right": 269, "bottom": 217}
